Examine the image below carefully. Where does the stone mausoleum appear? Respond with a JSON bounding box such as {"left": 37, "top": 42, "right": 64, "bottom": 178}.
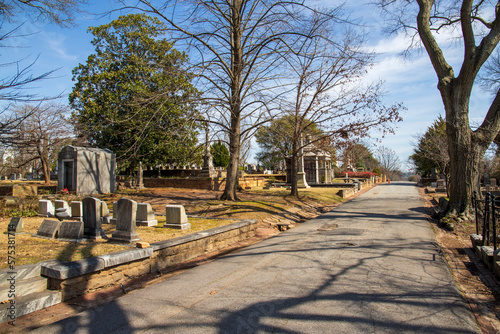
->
{"left": 286, "top": 139, "right": 334, "bottom": 185}
{"left": 57, "top": 146, "right": 116, "bottom": 196}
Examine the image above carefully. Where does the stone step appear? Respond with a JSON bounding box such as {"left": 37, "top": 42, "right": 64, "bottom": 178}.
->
{"left": 0, "top": 290, "right": 62, "bottom": 324}
{"left": 0, "top": 276, "right": 48, "bottom": 302}
{"left": 0, "top": 263, "right": 43, "bottom": 282}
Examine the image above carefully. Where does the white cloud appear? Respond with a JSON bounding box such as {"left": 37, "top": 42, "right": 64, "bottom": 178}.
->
{"left": 42, "top": 31, "right": 78, "bottom": 61}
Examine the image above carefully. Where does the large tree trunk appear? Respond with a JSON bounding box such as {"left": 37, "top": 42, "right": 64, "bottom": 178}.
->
{"left": 221, "top": 115, "right": 241, "bottom": 201}
{"left": 443, "top": 89, "right": 489, "bottom": 216}
{"left": 446, "top": 126, "right": 485, "bottom": 215}
{"left": 41, "top": 155, "right": 50, "bottom": 184}
{"left": 220, "top": 0, "right": 243, "bottom": 201}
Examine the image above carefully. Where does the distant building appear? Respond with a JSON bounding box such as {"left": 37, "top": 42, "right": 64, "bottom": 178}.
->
{"left": 286, "top": 139, "right": 335, "bottom": 185}
{"left": 57, "top": 146, "right": 116, "bottom": 196}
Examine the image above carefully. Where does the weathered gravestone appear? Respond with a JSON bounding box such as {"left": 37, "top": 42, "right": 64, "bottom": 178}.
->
{"left": 71, "top": 201, "right": 83, "bottom": 221}
{"left": 37, "top": 219, "right": 61, "bottom": 238}
{"left": 136, "top": 203, "right": 157, "bottom": 226}
{"left": 436, "top": 179, "right": 447, "bottom": 193}
{"left": 110, "top": 202, "right": 118, "bottom": 224}
{"left": 59, "top": 221, "right": 84, "bottom": 240}
{"left": 7, "top": 217, "right": 22, "bottom": 233}
{"left": 55, "top": 200, "right": 72, "bottom": 219}
{"left": 164, "top": 205, "right": 190, "bottom": 230}
{"left": 101, "top": 201, "right": 112, "bottom": 224}
{"left": 110, "top": 198, "right": 140, "bottom": 243}
{"left": 82, "top": 197, "right": 102, "bottom": 239}
{"left": 38, "top": 200, "right": 55, "bottom": 217}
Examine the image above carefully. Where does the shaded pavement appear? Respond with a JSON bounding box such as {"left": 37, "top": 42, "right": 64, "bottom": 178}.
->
{"left": 29, "top": 182, "right": 480, "bottom": 333}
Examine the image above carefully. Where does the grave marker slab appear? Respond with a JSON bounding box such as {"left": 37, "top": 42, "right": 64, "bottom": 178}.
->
{"left": 82, "top": 197, "right": 102, "bottom": 239}
{"left": 164, "top": 205, "right": 190, "bottom": 230}
{"left": 101, "top": 201, "right": 112, "bottom": 224}
{"left": 59, "top": 221, "right": 84, "bottom": 240}
{"left": 38, "top": 200, "right": 55, "bottom": 217}
{"left": 7, "top": 217, "right": 22, "bottom": 233}
{"left": 71, "top": 201, "right": 83, "bottom": 221}
{"left": 110, "top": 202, "right": 117, "bottom": 224}
{"left": 110, "top": 198, "right": 140, "bottom": 243}
{"left": 37, "top": 219, "right": 61, "bottom": 238}
{"left": 136, "top": 203, "right": 158, "bottom": 226}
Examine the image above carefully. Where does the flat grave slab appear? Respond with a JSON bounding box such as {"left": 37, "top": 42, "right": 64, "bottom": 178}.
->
{"left": 36, "top": 219, "right": 61, "bottom": 239}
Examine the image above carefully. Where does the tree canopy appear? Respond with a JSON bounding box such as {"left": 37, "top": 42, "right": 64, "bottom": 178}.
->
{"left": 69, "top": 13, "right": 201, "bottom": 172}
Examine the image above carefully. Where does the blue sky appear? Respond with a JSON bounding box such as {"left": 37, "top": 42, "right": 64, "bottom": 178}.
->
{"left": 2, "top": 0, "right": 494, "bottom": 172}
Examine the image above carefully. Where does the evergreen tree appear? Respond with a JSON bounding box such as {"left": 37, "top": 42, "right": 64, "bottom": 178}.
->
{"left": 211, "top": 141, "right": 229, "bottom": 168}
{"left": 70, "top": 14, "right": 200, "bottom": 172}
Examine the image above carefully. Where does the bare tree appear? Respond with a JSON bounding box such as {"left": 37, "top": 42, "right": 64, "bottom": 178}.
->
{"left": 380, "top": 0, "right": 500, "bottom": 217}
{"left": 376, "top": 146, "right": 401, "bottom": 181}
{"left": 11, "top": 103, "right": 73, "bottom": 183}
{"left": 0, "top": 0, "right": 86, "bottom": 144}
{"left": 117, "top": 0, "right": 334, "bottom": 200}
{"left": 284, "top": 12, "right": 403, "bottom": 196}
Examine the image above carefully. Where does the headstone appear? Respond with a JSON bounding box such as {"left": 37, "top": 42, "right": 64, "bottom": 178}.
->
{"left": 7, "top": 217, "right": 22, "bottom": 233}
{"left": 82, "top": 197, "right": 102, "bottom": 239}
{"left": 38, "top": 200, "right": 55, "bottom": 217}
{"left": 71, "top": 201, "right": 83, "bottom": 221}
{"left": 36, "top": 219, "right": 61, "bottom": 238}
{"left": 101, "top": 201, "right": 112, "bottom": 224}
{"left": 59, "top": 221, "right": 84, "bottom": 240}
{"left": 164, "top": 205, "right": 191, "bottom": 230}
{"left": 110, "top": 202, "right": 118, "bottom": 224}
{"left": 10, "top": 173, "right": 16, "bottom": 180}
{"left": 136, "top": 203, "right": 158, "bottom": 226}
{"left": 491, "top": 178, "right": 497, "bottom": 187}
{"left": 110, "top": 198, "right": 140, "bottom": 243}
{"left": 55, "top": 200, "right": 72, "bottom": 219}
{"left": 436, "top": 179, "right": 447, "bottom": 193}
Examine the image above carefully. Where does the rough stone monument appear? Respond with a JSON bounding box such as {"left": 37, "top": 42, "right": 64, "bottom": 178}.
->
{"left": 164, "top": 205, "right": 191, "bottom": 230}
{"left": 82, "top": 197, "right": 102, "bottom": 239}
{"left": 110, "top": 198, "right": 140, "bottom": 243}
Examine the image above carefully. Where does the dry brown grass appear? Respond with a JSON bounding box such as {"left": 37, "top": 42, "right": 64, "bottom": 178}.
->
{"left": 0, "top": 186, "right": 347, "bottom": 269}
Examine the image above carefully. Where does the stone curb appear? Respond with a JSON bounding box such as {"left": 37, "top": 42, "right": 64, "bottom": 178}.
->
{"left": 40, "top": 219, "right": 257, "bottom": 280}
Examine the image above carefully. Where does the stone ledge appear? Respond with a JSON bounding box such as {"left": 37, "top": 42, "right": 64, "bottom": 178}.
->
{"left": 98, "top": 247, "right": 153, "bottom": 268}
{"left": 41, "top": 257, "right": 105, "bottom": 280}
{"left": 39, "top": 221, "right": 256, "bottom": 279}
{"left": 151, "top": 219, "right": 257, "bottom": 251}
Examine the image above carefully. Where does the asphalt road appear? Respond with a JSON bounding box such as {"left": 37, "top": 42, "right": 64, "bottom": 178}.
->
{"left": 31, "top": 182, "right": 480, "bottom": 333}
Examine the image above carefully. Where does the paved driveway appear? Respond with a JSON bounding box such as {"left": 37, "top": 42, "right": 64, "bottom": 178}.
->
{"left": 32, "top": 182, "right": 480, "bottom": 333}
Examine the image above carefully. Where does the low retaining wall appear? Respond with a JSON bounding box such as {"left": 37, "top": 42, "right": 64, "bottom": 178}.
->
{"left": 143, "top": 176, "right": 267, "bottom": 191}
{"left": 41, "top": 219, "right": 258, "bottom": 301}
{"left": 143, "top": 177, "right": 224, "bottom": 190}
